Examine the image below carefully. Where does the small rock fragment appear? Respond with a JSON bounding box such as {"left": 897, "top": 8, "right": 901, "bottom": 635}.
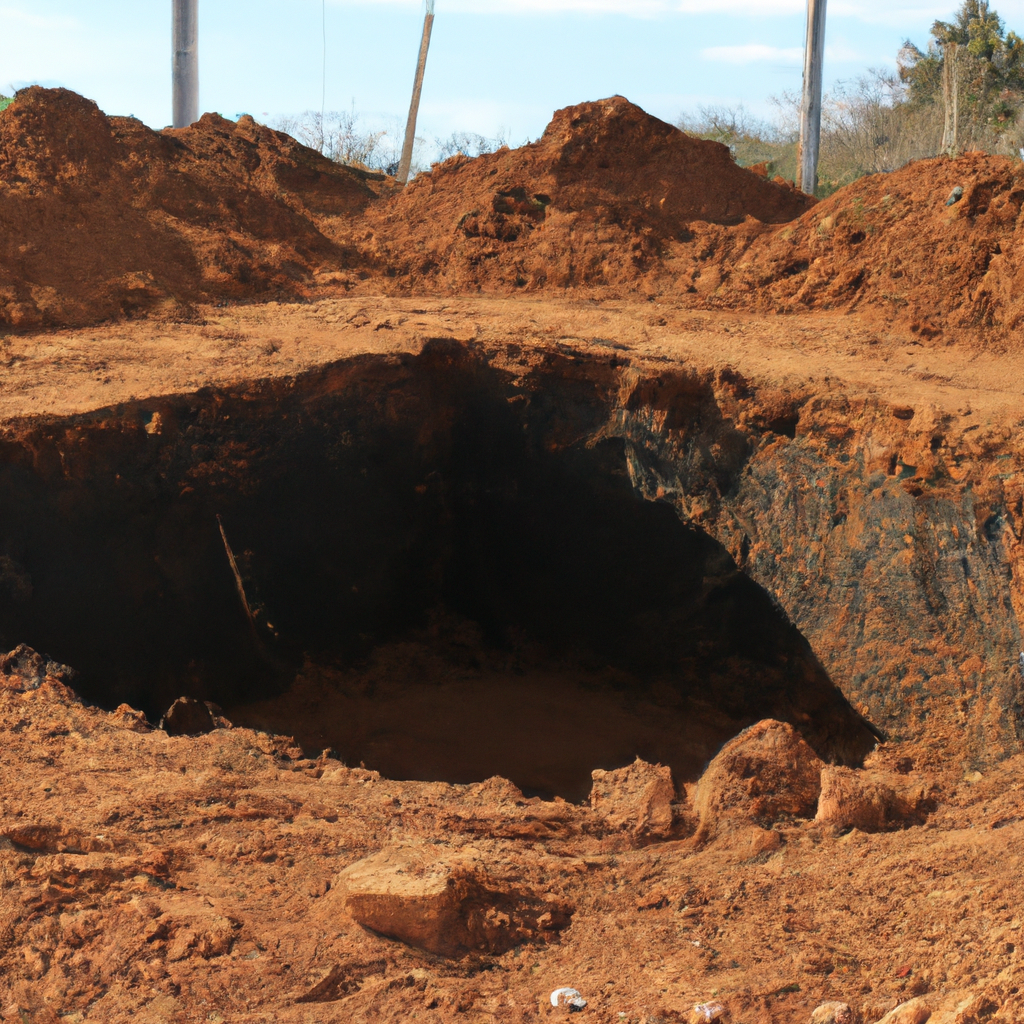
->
{"left": 811, "top": 1002, "right": 854, "bottom": 1024}
{"left": 589, "top": 757, "right": 675, "bottom": 837}
{"left": 550, "top": 987, "right": 587, "bottom": 1011}
{"left": 160, "top": 696, "right": 215, "bottom": 736}
{"left": 0, "top": 644, "right": 77, "bottom": 692}
{"left": 946, "top": 186, "right": 964, "bottom": 206}
{"left": 691, "top": 1001, "right": 727, "bottom": 1023}
{"left": 874, "top": 997, "right": 932, "bottom": 1024}
{"left": 112, "top": 703, "right": 153, "bottom": 732}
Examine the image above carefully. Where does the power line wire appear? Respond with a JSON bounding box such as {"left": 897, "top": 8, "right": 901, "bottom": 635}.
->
{"left": 321, "top": 0, "right": 327, "bottom": 146}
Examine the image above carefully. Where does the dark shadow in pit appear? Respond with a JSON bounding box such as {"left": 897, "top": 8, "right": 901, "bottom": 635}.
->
{"left": 0, "top": 339, "right": 879, "bottom": 799}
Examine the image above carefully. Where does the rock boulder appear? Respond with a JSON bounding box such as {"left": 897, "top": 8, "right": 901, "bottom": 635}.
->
{"left": 693, "top": 720, "right": 823, "bottom": 836}
{"left": 589, "top": 757, "right": 675, "bottom": 838}
{"left": 816, "top": 766, "right": 937, "bottom": 833}
{"left": 338, "top": 845, "right": 572, "bottom": 958}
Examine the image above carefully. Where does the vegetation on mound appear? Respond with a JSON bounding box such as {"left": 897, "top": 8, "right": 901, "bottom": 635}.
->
{"left": 679, "top": 0, "right": 1024, "bottom": 198}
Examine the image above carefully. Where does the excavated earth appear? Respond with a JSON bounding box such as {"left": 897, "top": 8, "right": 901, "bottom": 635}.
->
{"left": 0, "top": 88, "right": 1024, "bottom": 1024}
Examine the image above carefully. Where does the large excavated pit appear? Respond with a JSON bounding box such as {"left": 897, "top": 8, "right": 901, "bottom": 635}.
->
{"left": 0, "top": 340, "right": 877, "bottom": 799}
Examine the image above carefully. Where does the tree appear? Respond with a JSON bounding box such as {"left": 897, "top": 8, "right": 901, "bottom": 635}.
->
{"left": 898, "top": 0, "right": 1024, "bottom": 149}
{"left": 900, "top": 1, "right": 1024, "bottom": 104}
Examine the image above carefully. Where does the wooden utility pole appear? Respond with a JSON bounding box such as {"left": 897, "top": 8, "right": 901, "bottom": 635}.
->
{"left": 397, "top": 0, "right": 435, "bottom": 185}
{"left": 797, "top": 0, "right": 827, "bottom": 196}
{"left": 172, "top": 0, "right": 199, "bottom": 128}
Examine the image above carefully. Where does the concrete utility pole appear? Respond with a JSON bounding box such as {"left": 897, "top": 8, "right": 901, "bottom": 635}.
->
{"left": 797, "top": 0, "right": 827, "bottom": 196}
{"left": 397, "top": 0, "right": 435, "bottom": 185}
{"left": 941, "top": 42, "right": 961, "bottom": 156}
{"left": 172, "top": 0, "right": 199, "bottom": 128}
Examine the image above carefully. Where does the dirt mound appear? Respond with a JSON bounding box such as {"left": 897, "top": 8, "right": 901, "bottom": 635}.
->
{"left": 10, "top": 86, "right": 1024, "bottom": 347}
{"left": 0, "top": 87, "right": 379, "bottom": 330}
{"left": 720, "top": 151, "right": 1024, "bottom": 344}
{"left": 353, "top": 95, "right": 813, "bottom": 295}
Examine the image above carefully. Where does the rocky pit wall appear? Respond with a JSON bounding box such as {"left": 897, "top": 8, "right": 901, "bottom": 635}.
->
{"left": 616, "top": 363, "right": 1024, "bottom": 770}
{"left": 0, "top": 317, "right": 1020, "bottom": 779}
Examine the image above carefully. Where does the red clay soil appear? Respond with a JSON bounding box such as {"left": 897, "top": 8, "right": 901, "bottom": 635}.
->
{"left": 0, "top": 87, "right": 380, "bottom": 331}
{"left": 716, "top": 152, "right": 1024, "bottom": 347}
{"left": 1, "top": 679, "right": 1020, "bottom": 1024}
{"left": 352, "top": 95, "right": 813, "bottom": 296}
{"left": 7, "top": 87, "right": 1024, "bottom": 346}
{"left": 0, "top": 89, "right": 815, "bottom": 329}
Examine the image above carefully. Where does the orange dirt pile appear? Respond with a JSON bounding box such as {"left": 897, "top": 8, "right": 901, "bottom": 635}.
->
{"left": 352, "top": 95, "right": 813, "bottom": 296}
{"left": 8, "top": 87, "right": 1024, "bottom": 347}
{"left": 719, "top": 152, "right": 1024, "bottom": 345}
{"left": 0, "top": 87, "right": 379, "bottom": 330}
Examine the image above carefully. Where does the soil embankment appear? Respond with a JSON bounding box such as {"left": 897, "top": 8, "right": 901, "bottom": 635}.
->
{"left": 716, "top": 150, "right": 1024, "bottom": 346}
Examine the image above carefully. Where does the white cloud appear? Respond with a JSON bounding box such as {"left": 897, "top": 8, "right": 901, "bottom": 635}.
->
{"left": 702, "top": 44, "right": 803, "bottom": 64}
{"left": 0, "top": 5, "right": 79, "bottom": 30}
{"left": 829, "top": 2, "right": 949, "bottom": 24}
{"left": 679, "top": 0, "right": 803, "bottom": 11}
{"left": 330, "top": 0, "right": 674, "bottom": 13}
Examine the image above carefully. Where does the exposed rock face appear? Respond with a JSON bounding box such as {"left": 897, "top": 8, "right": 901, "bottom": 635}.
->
{"left": 693, "top": 719, "right": 823, "bottom": 836}
{"left": 815, "top": 766, "right": 937, "bottom": 833}
{"left": 338, "top": 845, "right": 572, "bottom": 957}
{"left": 614, "top": 363, "right": 1024, "bottom": 768}
{"left": 160, "top": 697, "right": 215, "bottom": 737}
{"left": 0, "top": 644, "right": 76, "bottom": 692}
{"left": 589, "top": 758, "right": 675, "bottom": 837}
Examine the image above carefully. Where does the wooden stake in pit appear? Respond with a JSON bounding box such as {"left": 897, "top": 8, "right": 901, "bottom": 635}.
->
{"left": 172, "top": 0, "right": 199, "bottom": 128}
{"left": 797, "top": 0, "right": 827, "bottom": 196}
{"left": 397, "top": 0, "right": 435, "bottom": 185}
{"left": 217, "top": 514, "right": 258, "bottom": 639}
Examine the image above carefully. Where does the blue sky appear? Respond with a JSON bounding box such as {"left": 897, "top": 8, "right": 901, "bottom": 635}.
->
{"left": 3, "top": 1, "right": 1024, "bottom": 153}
